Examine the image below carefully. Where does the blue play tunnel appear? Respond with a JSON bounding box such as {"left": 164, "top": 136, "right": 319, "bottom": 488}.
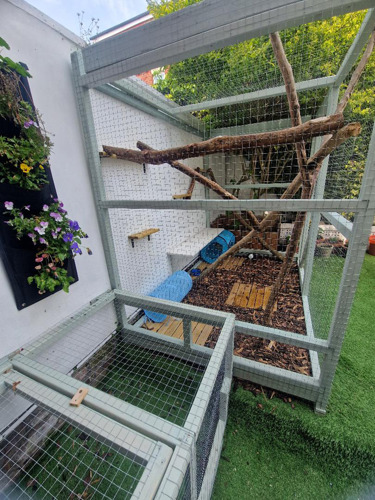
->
{"left": 144, "top": 270, "right": 193, "bottom": 323}
{"left": 200, "top": 229, "right": 235, "bottom": 264}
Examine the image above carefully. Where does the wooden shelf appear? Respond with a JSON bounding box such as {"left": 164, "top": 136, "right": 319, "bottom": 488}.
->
{"left": 128, "top": 228, "right": 160, "bottom": 247}
{"left": 172, "top": 194, "right": 192, "bottom": 199}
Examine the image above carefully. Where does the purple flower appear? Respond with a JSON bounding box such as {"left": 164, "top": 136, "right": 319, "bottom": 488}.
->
{"left": 40, "top": 221, "right": 48, "bottom": 228}
{"left": 18, "top": 212, "right": 24, "bottom": 219}
{"left": 53, "top": 198, "right": 59, "bottom": 203}
{"left": 58, "top": 207, "right": 67, "bottom": 214}
{"left": 50, "top": 212, "right": 63, "bottom": 222}
{"left": 34, "top": 226, "right": 45, "bottom": 235}
{"left": 25, "top": 205, "right": 30, "bottom": 211}
{"left": 43, "top": 204, "right": 49, "bottom": 212}
{"left": 56, "top": 227, "right": 61, "bottom": 232}
{"left": 39, "top": 237, "right": 47, "bottom": 245}
{"left": 51, "top": 231, "right": 58, "bottom": 239}
{"left": 62, "top": 232, "right": 73, "bottom": 242}
{"left": 70, "top": 242, "right": 82, "bottom": 254}
{"left": 24, "top": 120, "right": 38, "bottom": 129}
{"left": 69, "top": 220, "right": 80, "bottom": 231}
{"left": 4, "top": 201, "right": 13, "bottom": 210}
{"left": 28, "top": 232, "right": 36, "bottom": 240}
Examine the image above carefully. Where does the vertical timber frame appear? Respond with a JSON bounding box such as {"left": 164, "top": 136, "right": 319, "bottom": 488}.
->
{"left": 70, "top": 0, "right": 375, "bottom": 415}
{"left": 300, "top": 8, "right": 375, "bottom": 297}
{"left": 71, "top": 51, "right": 127, "bottom": 329}
{"left": 315, "top": 121, "right": 375, "bottom": 413}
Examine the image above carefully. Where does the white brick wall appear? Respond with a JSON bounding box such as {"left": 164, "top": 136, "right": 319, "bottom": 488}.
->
{"left": 91, "top": 90, "right": 207, "bottom": 312}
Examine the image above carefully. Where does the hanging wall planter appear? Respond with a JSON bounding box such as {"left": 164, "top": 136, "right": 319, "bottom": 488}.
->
{"left": 0, "top": 39, "right": 91, "bottom": 309}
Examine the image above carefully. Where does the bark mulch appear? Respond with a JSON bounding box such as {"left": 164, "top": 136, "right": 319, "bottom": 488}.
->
{"left": 183, "top": 256, "right": 311, "bottom": 376}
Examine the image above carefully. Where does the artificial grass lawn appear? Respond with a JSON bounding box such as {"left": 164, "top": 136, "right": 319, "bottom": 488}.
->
{"left": 213, "top": 254, "right": 375, "bottom": 499}
{"left": 14, "top": 345, "right": 203, "bottom": 498}
{"left": 309, "top": 254, "right": 345, "bottom": 339}
{"left": 96, "top": 344, "right": 203, "bottom": 426}
{"left": 17, "top": 422, "right": 143, "bottom": 499}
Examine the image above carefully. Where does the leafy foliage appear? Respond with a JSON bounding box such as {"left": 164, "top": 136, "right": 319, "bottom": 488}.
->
{"left": 0, "top": 36, "right": 31, "bottom": 78}
{"left": 4, "top": 200, "right": 92, "bottom": 294}
{"left": 147, "top": 0, "right": 201, "bottom": 18}
{"left": 0, "top": 134, "right": 50, "bottom": 190}
{"left": 148, "top": 3, "right": 375, "bottom": 199}
{"left": 0, "top": 38, "right": 53, "bottom": 189}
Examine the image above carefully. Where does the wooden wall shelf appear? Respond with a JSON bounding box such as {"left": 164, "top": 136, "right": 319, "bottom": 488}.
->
{"left": 128, "top": 228, "right": 160, "bottom": 247}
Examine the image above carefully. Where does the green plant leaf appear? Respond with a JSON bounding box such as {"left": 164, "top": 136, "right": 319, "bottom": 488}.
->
{"left": 0, "top": 37, "right": 10, "bottom": 50}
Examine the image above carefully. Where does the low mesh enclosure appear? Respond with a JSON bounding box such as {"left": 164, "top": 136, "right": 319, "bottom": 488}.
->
{"left": 0, "top": 294, "right": 234, "bottom": 499}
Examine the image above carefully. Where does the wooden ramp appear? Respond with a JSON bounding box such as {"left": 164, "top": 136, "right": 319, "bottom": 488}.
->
{"left": 143, "top": 317, "right": 213, "bottom": 346}
{"left": 226, "top": 282, "right": 277, "bottom": 311}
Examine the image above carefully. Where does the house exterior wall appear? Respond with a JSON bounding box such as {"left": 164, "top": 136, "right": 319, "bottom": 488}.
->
{"left": 0, "top": 0, "right": 111, "bottom": 357}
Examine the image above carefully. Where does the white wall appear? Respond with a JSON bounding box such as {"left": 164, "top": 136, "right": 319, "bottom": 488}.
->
{"left": 91, "top": 90, "right": 207, "bottom": 310}
{"left": 0, "top": 0, "right": 111, "bottom": 357}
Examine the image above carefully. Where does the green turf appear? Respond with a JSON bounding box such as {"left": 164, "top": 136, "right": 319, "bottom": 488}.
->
{"left": 213, "top": 254, "right": 375, "bottom": 500}
{"left": 309, "top": 254, "right": 345, "bottom": 339}
{"left": 96, "top": 344, "right": 203, "bottom": 426}
{"left": 17, "top": 423, "right": 143, "bottom": 499}
{"left": 14, "top": 345, "right": 204, "bottom": 498}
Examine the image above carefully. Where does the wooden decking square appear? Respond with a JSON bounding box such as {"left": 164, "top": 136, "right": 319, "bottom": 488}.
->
{"left": 143, "top": 317, "right": 213, "bottom": 346}
{"left": 226, "top": 282, "right": 277, "bottom": 311}
{"left": 217, "top": 256, "right": 246, "bottom": 270}
{"left": 191, "top": 256, "right": 246, "bottom": 279}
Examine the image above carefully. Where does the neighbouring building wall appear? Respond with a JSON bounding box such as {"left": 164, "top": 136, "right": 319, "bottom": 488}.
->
{"left": 91, "top": 89, "right": 207, "bottom": 312}
{"left": 0, "top": 0, "right": 111, "bottom": 357}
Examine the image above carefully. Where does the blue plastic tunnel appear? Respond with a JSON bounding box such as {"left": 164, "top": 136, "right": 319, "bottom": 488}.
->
{"left": 144, "top": 270, "right": 193, "bottom": 323}
{"left": 200, "top": 229, "right": 235, "bottom": 264}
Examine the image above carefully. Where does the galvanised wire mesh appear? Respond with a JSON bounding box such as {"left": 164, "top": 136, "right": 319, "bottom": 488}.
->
{"left": 86, "top": 7, "right": 375, "bottom": 396}
{"left": 6, "top": 293, "right": 234, "bottom": 499}
{"left": 0, "top": 377, "right": 158, "bottom": 499}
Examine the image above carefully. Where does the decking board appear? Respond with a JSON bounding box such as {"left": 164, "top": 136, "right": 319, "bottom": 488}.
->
{"left": 227, "top": 282, "right": 277, "bottom": 311}
{"left": 143, "top": 317, "right": 213, "bottom": 346}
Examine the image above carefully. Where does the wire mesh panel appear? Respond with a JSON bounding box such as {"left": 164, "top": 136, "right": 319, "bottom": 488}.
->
{"left": 73, "top": 0, "right": 375, "bottom": 427}
{"left": 0, "top": 371, "right": 172, "bottom": 500}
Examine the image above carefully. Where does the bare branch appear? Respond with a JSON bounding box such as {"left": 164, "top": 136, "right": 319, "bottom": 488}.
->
{"left": 102, "top": 114, "right": 344, "bottom": 165}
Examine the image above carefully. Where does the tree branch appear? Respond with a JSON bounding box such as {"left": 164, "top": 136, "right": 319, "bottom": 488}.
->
{"left": 336, "top": 30, "right": 375, "bottom": 115}
{"left": 270, "top": 32, "right": 309, "bottom": 186}
{"left": 102, "top": 114, "right": 344, "bottom": 165}
{"left": 198, "top": 123, "right": 360, "bottom": 279}
{"left": 134, "top": 141, "right": 285, "bottom": 261}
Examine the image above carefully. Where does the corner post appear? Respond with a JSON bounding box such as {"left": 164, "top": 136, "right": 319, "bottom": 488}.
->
{"left": 315, "top": 120, "right": 375, "bottom": 413}
{"left": 71, "top": 50, "right": 127, "bottom": 329}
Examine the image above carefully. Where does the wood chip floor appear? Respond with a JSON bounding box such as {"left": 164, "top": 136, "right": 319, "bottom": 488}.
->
{"left": 194, "top": 257, "right": 277, "bottom": 311}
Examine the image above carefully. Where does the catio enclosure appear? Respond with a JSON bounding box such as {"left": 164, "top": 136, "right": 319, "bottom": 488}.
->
{"left": 1, "top": 0, "right": 375, "bottom": 498}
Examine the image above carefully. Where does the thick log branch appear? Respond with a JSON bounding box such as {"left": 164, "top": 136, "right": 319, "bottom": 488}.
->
{"left": 336, "top": 30, "right": 375, "bottom": 115}
{"left": 270, "top": 32, "right": 309, "bottom": 186}
{"left": 186, "top": 178, "right": 195, "bottom": 197}
{"left": 102, "top": 114, "right": 344, "bottom": 165}
{"left": 199, "top": 123, "right": 360, "bottom": 279}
